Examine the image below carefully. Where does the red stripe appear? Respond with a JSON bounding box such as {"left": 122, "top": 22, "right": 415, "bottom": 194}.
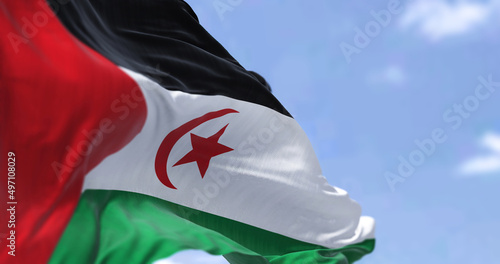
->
{"left": 0, "top": 1, "right": 147, "bottom": 263}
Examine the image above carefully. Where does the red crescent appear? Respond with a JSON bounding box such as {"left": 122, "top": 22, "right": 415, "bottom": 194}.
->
{"left": 155, "top": 108, "right": 239, "bottom": 189}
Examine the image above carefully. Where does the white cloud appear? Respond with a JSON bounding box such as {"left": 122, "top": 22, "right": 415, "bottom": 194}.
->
{"left": 482, "top": 132, "right": 500, "bottom": 152}
{"left": 400, "top": 0, "right": 500, "bottom": 41}
{"left": 459, "top": 132, "right": 500, "bottom": 175}
{"left": 153, "top": 250, "right": 227, "bottom": 264}
{"left": 153, "top": 259, "right": 182, "bottom": 264}
{"left": 366, "top": 65, "right": 406, "bottom": 86}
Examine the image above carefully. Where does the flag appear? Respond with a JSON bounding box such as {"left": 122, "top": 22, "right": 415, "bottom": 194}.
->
{"left": 0, "top": 0, "right": 375, "bottom": 263}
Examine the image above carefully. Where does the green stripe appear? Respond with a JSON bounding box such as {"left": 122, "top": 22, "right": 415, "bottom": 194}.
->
{"left": 50, "top": 190, "right": 374, "bottom": 264}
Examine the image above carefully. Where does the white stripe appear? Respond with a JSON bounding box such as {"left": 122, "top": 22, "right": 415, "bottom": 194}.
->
{"left": 82, "top": 68, "right": 375, "bottom": 248}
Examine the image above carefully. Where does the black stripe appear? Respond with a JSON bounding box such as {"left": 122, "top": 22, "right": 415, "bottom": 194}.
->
{"left": 47, "top": 0, "right": 290, "bottom": 117}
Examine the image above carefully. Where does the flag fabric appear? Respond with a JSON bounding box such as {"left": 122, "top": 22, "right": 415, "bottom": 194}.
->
{"left": 0, "top": 1, "right": 375, "bottom": 263}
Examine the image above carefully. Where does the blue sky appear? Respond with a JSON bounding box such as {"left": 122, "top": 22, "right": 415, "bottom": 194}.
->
{"left": 159, "top": 0, "right": 500, "bottom": 263}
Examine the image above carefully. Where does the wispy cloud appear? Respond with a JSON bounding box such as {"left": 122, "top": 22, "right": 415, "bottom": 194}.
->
{"left": 153, "top": 259, "right": 182, "bottom": 264}
{"left": 459, "top": 132, "right": 500, "bottom": 175}
{"left": 366, "top": 65, "right": 407, "bottom": 87}
{"left": 400, "top": 0, "right": 500, "bottom": 41}
{"left": 153, "top": 250, "right": 227, "bottom": 264}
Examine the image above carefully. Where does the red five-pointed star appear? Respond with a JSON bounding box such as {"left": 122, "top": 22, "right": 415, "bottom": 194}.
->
{"left": 173, "top": 124, "right": 233, "bottom": 177}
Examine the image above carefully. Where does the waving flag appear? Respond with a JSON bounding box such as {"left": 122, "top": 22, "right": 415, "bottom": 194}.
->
{"left": 0, "top": 0, "right": 375, "bottom": 263}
